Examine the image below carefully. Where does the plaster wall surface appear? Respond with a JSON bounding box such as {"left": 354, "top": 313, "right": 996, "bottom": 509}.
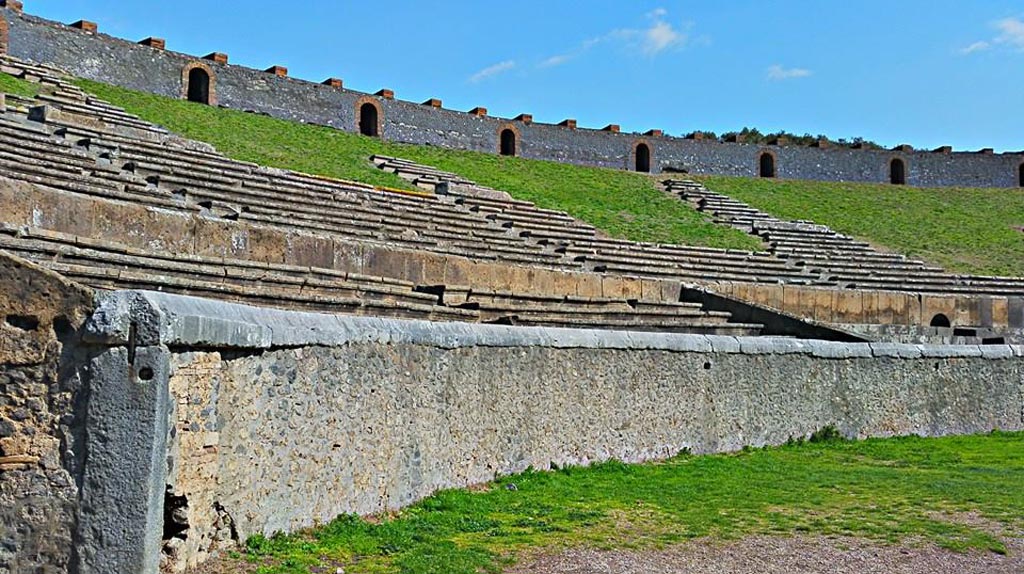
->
{"left": 4, "top": 8, "right": 1023, "bottom": 188}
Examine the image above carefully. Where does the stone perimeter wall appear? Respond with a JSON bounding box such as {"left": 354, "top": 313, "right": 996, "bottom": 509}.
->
{"left": 82, "top": 290, "right": 1024, "bottom": 573}
{"left": 3, "top": 7, "right": 1023, "bottom": 188}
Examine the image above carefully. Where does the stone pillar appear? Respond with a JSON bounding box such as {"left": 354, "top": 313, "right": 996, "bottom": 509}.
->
{"left": 75, "top": 345, "right": 170, "bottom": 574}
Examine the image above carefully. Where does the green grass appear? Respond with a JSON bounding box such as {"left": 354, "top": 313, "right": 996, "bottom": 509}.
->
{"left": 73, "top": 78, "right": 761, "bottom": 250}
{"left": 697, "top": 175, "right": 1024, "bottom": 277}
{"left": 0, "top": 72, "right": 40, "bottom": 98}
{"left": 232, "top": 431, "right": 1024, "bottom": 574}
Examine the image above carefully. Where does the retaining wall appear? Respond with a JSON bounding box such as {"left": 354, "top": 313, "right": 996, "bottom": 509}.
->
{"left": 2, "top": 6, "right": 1023, "bottom": 187}
{"left": 80, "top": 289, "right": 1024, "bottom": 573}
{"left": 9, "top": 176, "right": 1019, "bottom": 332}
{"left": 714, "top": 281, "right": 1024, "bottom": 332}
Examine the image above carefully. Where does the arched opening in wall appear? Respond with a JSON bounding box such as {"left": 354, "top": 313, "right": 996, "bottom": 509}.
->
{"left": 930, "top": 313, "right": 951, "bottom": 328}
{"left": 186, "top": 68, "right": 211, "bottom": 105}
{"left": 1018, "top": 163, "right": 1024, "bottom": 187}
{"left": 500, "top": 128, "right": 517, "bottom": 157}
{"left": 359, "top": 103, "right": 380, "bottom": 137}
{"left": 890, "top": 158, "right": 906, "bottom": 185}
{"left": 759, "top": 152, "right": 776, "bottom": 178}
{"left": 635, "top": 143, "right": 651, "bottom": 173}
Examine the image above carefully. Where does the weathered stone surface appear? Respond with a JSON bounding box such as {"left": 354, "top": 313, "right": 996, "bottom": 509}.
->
{"left": 72, "top": 291, "right": 1024, "bottom": 571}
{"left": 0, "top": 252, "right": 93, "bottom": 574}
{"left": 162, "top": 335, "right": 1023, "bottom": 567}
{"left": 75, "top": 346, "right": 170, "bottom": 574}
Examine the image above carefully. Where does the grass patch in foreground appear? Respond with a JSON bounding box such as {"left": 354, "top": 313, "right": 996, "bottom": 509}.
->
{"left": 697, "top": 175, "right": 1024, "bottom": 277}
{"left": 236, "top": 431, "right": 1023, "bottom": 574}
{"left": 0, "top": 72, "right": 40, "bottom": 98}
{"left": 73, "top": 78, "right": 761, "bottom": 250}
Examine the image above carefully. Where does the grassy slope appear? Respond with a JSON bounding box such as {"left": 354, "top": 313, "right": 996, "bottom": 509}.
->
{"left": 698, "top": 175, "right": 1024, "bottom": 277}
{"left": 73, "top": 79, "right": 761, "bottom": 251}
{"left": 0, "top": 73, "right": 40, "bottom": 98}
{"left": 234, "top": 432, "right": 1023, "bottom": 574}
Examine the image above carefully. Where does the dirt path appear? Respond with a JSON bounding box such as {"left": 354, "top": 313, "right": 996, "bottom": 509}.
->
{"left": 506, "top": 536, "right": 1024, "bottom": 574}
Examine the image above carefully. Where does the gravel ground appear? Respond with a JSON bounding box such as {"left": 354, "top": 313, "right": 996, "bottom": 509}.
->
{"left": 506, "top": 536, "right": 1024, "bottom": 574}
{"left": 189, "top": 535, "right": 1023, "bottom": 574}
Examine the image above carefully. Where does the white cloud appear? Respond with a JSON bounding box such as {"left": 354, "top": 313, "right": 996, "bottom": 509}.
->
{"left": 960, "top": 40, "right": 991, "bottom": 54}
{"left": 539, "top": 54, "right": 573, "bottom": 68}
{"left": 994, "top": 17, "right": 1024, "bottom": 50}
{"left": 962, "top": 16, "right": 1024, "bottom": 54}
{"left": 537, "top": 7, "right": 691, "bottom": 68}
{"left": 643, "top": 20, "right": 684, "bottom": 55}
{"left": 468, "top": 60, "right": 516, "bottom": 83}
{"left": 766, "top": 65, "right": 812, "bottom": 81}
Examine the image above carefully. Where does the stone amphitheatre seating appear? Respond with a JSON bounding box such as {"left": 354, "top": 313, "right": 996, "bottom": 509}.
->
{"left": 416, "top": 284, "right": 762, "bottom": 335}
{"left": 666, "top": 179, "right": 1024, "bottom": 296}
{"left": 372, "top": 155, "right": 829, "bottom": 286}
{"left": 0, "top": 224, "right": 477, "bottom": 321}
{"left": 0, "top": 55, "right": 773, "bottom": 335}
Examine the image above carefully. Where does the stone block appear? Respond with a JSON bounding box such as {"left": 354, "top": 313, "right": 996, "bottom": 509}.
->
{"left": 70, "top": 20, "right": 97, "bottom": 33}
{"left": 322, "top": 78, "right": 343, "bottom": 88}
{"left": 602, "top": 124, "right": 620, "bottom": 133}
{"left": 889, "top": 293, "right": 912, "bottom": 325}
{"left": 264, "top": 65, "right": 288, "bottom": 77}
{"left": 861, "top": 291, "right": 881, "bottom": 323}
{"left": 620, "top": 278, "right": 644, "bottom": 300}
{"left": 830, "top": 290, "right": 862, "bottom": 324}
{"left": 956, "top": 296, "right": 983, "bottom": 326}
{"left": 782, "top": 285, "right": 804, "bottom": 318}
{"left": 549, "top": 271, "right": 579, "bottom": 298}
{"left": 204, "top": 52, "right": 229, "bottom": 65}
{"left": 375, "top": 89, "right": 394, "bottom": 99}
{"left": 921, "top": 295, "right": 957, "bottom": 327}
{"left": 760, "top": 284, "right": 785, "bottom": 311}
{"left": 1009, "top": 297, "right": 1024, "bottom": 329}
{"left": 283, "top": 233, "right": 334, "bottom": 269}
{"left": 1, "top": 1, "right": 24, "bottom": 12}
{"left": 639, "top": 278, "right": 665, "bottom": 301}
{"left": 419, "top": 253, "right": 447, "bottom": 285}
{"left": 575, "top": 275, "right": 602, "bottom": 298}
{"left": 468, "top": 107, "right": 488, "bottom": 117}
{"left": 514, "top": 113, "right": 533, "bottom": 124}
{"left": 644, "top": 129, "right": 663, "bottom": 137}
{"left": 992, "top": 297, "right": 1009, "bottom": 327}
{"left": 138, "top": 37, "right": 165, "bottom": 50}
{"left": 979, "top": 296, "right": 994, "bottom": 327}
{"left": 559, "top": 119, "right": 577, "bottom": 129}
{"left": 812, "top": 288, "right": 834, "bottom": 322}
{"left": 421, "top": 98, "right": 442, "bottom": 108}
{"left": 873, "top": 291, "right": 896, "bottom": 324}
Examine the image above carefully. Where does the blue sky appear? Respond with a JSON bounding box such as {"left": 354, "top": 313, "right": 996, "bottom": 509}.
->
{"left": 24, "top": 1, "right": 1024, "bottom": 151}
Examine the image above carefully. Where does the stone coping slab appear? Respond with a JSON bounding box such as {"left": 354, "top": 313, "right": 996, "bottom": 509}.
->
{"left": 85, "top": 290, "right": 1023, "bottom": 359}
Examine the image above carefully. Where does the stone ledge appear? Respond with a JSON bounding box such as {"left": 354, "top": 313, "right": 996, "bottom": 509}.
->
{"left": 84, "top": 290, "right": 1024, "bottom": 360}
